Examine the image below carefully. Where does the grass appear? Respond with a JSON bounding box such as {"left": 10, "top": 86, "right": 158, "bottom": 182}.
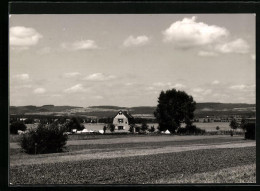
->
{"left": 155, "top": 164, "right": 256, "bottom": 184}
{"left": 10, "top": 147, "right": 255, "bottom": 184}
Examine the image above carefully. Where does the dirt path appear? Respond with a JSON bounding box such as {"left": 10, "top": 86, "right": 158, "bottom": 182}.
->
{"left": 10, "top": 141, "right": 255, "bottom": 167}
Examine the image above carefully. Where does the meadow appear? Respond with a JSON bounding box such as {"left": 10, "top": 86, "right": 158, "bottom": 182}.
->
{"left": 9, "top": 134, "right": 255, "bottom": 184}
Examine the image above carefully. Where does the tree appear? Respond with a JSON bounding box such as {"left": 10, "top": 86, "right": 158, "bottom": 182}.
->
{"left": 109, "top": 123, "right": 115, "bottom": 133}
{"left": 150, "top": 125, "right": 155, "bottom": 133}
{"left": 141, "top": 121, "right": 148, "bottom": 132}
{"left": 10, "top": 121, "right": 27, "bottom": 134}
{"left": 24, "top": 118, "right": 34, "bottom": 124}
{"left": 240, "top": 118, "right": 246, "bottom": 131}
{"left": 20, "top": 123, "right": 68, "bottom": 154}
{"left": 154, "top": 89, "right": 196, "bottom": 133}
{"left": 63, "top": 117, "right": 84, "bottom": 132}
{"left": 229, "top": 119, "right": 238, "bottom": 130}
{"left": 129, "top": 124, "right": 135, "bottom": 133}
{"left": 216, "top": 126, "right": 220, "bottom": 131}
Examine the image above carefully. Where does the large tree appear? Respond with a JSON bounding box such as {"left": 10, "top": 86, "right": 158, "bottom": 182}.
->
{"left": 154, "top": 89, "right": 196, "bottom": 133}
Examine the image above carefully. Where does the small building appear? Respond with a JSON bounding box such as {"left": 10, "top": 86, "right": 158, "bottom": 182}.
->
{"left": 113, "top": 110, "right": 134, "bottom": 131}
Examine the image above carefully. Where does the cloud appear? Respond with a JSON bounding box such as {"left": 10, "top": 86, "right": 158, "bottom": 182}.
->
{"left": 123, "top": 35, "right": 150, "bottom": 47}
{"left": 170, "top": 83, "right": 186, "bottom": 89}
{"left": 162, "top": 16, "right": 229, "bottom": 48}
{"left": 153, "top": 82, "right": 171, "bottom": 87}
{"left": 63, "top": 72, "right": 81, "bottom": 78}
{"left": 215, "top": 38, "right": 249, "bottom": 54}
{"left": 61, "top": 40, "right": 98, "bottom": 51}
{"left": 10, "top": 26, "right": 42, "bottom": 48}
{"left": 64, "top": 84, "right": 88, "bottom": 93}
{"left": 198, "top": 51, "right": 218, "bottom": 57}
{"left": 192, "top": 88, "right": 212, "bottom": 95}
{"left": 14, "top": 73, "right": 30, "bottom": 80}
{"left": 212, "top": 80, "right": 220, "bottom": 85}
{"left": 33, "top": 88, "right": 46, "bottom": 94}
{"left": 229, "top": 84, "right": 255, "bottom": 91}
{"left": 84, "top": 73, "right": 116, "bottom": 81}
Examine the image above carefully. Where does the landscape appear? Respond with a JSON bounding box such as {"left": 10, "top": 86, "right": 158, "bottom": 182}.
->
{"left": 9, "top": 14, "right": 255, "bottom": 185}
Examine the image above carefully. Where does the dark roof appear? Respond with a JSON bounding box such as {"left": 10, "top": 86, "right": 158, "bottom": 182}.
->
{"left": 114, "top": 110, "right": 134, "bottom": 119}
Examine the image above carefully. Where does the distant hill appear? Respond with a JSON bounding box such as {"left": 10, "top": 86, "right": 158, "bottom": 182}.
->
{"left": 10, "top": 105, "right": 83, "bottom": 115}
{"left": 10, "top": 103, "right": 255, "bottom": 118}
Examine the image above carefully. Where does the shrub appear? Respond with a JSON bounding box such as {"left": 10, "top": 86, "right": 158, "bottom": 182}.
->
{"left": 135, "top": 126, "right": 141, "bottom": 133}
{"left": 141, "top": 121, "right": 148, "bottom": 132}
{"left": 20, "top": 123, "right": 68, "bottom": 154}
{"left": 10, "top": 121, "right": 27, "bottom": 134}
{"left": 129, "top": 124, "right": 135, "bottom": 133}
{"left": 150, "top": 126, "right": 155, "bottom": 133}
{"left": 176, "top": 125, "right": 205, "bottom": 135}
{"left": 109, "top": 124, "right": 115, "bottom": 133}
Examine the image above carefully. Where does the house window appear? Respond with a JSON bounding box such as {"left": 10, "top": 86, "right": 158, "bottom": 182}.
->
{"left": 118, "top": 126, "right": 124, "bottom": 130}
{"left": 118, "top": 119, "right": 123, "bottom": 123}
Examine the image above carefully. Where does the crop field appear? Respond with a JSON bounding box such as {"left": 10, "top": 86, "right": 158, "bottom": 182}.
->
{"left": 9, "top": 135, "right": 255, "bottom": 184}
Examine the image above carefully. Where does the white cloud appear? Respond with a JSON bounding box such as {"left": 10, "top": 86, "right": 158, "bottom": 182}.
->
{"left": 14, "top": 74, "right": 30, "bottom": 80}
{"left": 192, "top": 88, "right": 212, "bottom": 95}
{"left": 33, "top": 88, "right": 46, "bottom": 94}
{"left": 10, "top": 26, "right": 42, "bottom": 48}
{"left": 63, "top": 72, "right": 81, "bottom": 78}
{"left": 123, "top": 35, "right": 150, "bottom": 47}
{"left": 162, "top": 16, "right": 229, "bottom": 48}
{"left": 229, "top": 84, "right": 255, "bottom": 91}
{"left": 198, "top": 51, "right": 218, "bottom": 57}
{"left": 212, "top": 80, "right": 220, "bottom": 85}
{"left": 153, "top": 82, "right": 170, "bottom": 87}
{"left": 193, "top": 88, "right": 204, "bottom": 93}
{"left": 64, "top": 84, "right": 88, "bottom": 93}
{"left": 171, "top": 83, "right": 186, "bottom": 89}
{"left": 61, "top": 40, "right": 98, "bottom": 51}
{"left": 84, "top": 73, "right": 116, "bottom": 81}
{"left": 215, "top": 38, "right": 249, "bottom": 54}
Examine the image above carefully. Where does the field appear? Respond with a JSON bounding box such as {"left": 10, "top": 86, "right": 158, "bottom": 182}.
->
{"left": 9, "top": 134, "right": 255, "bottom": 184}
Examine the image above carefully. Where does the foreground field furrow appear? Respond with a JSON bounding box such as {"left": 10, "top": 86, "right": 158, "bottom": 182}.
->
{"left": 10, "top": 141, "right": 255, "bottom": 166}
{"left": 155, "top": 164, "right": 256, "bottom": 184}
{"left": 10, "top": 147, "right": 255, "bottom": 184}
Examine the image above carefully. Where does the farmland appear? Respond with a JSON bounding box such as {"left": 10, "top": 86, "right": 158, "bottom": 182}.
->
{"left": 9, "top": 135, "right": 255, "bottom": 184}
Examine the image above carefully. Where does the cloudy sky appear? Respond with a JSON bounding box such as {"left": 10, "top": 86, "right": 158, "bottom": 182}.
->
{"left": 9, "top": 14, "right": 255, "bottom": 107}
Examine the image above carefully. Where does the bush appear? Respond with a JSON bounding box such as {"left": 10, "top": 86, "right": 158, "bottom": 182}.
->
{"left": 141, "top": 121, "right": 148, "bottom": 132}
{"left": 244, "top": 123, "right": 255, "bottom": 140}
{"left": 10, "top": 121, "right": 27, "bottom": 134}
{"left": 176, "top": 125, "right": 205, "bottom": 135}
{"left": 135, "top": 126, "right": 141, "bottom": 133}
{"left": 20, "top": 123, "right": 68, "bottom": 154}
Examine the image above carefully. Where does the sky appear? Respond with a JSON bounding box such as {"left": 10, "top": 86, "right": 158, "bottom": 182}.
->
{"left": 9, "top": 14, "right": 255, "bottom": 107}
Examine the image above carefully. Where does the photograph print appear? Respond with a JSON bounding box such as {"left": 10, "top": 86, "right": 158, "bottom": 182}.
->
{"left": 9, "top": 14, "right": 256, "bottom": 184}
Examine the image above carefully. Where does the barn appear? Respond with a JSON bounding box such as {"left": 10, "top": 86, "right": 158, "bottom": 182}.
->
{"left": 113, "top": 110, "right": 134, "bottom": 131}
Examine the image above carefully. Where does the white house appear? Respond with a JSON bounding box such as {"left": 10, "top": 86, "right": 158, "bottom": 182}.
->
{"left": 113, "top": 110, "right": 134, "bottom": 131}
